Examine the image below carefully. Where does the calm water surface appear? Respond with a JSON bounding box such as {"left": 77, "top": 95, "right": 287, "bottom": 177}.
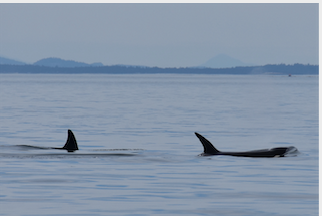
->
{"left": 0, "top": 74, "right": 318, "bottom": 216}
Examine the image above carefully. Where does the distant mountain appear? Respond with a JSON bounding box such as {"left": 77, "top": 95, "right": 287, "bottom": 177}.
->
{"left": 199, "top": 54, "right": 254, "bottom": 68}
{"left": 0, "top": 56, "right": 26, "bottom": 65}
{"left": 33, "top": 57, "right": 104, "bottom": 67}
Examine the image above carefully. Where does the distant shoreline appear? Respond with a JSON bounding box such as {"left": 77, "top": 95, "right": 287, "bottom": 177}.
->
{"left": 0, "top": 63, "right": 318, "bottom": 75}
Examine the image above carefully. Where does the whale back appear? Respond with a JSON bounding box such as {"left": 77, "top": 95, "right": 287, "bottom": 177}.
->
{"left": 194, "top": 132, "right": 298, "bottom": 157}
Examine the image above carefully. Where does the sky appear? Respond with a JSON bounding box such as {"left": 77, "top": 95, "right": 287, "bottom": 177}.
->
{"left": 0, "top": 3, "right": 319, "bottom": 68}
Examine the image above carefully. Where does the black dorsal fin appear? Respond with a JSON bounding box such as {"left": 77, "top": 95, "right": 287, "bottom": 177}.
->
{"left": 195, "top": 132, "right": 220, "bottom": 155}
{"left": 62, "top": 129, "right": 78, "bottom": 152}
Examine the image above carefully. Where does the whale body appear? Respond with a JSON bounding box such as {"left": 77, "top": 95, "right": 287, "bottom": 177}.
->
{"left": 195, "top": 132, "right": 297, "bottom": 158}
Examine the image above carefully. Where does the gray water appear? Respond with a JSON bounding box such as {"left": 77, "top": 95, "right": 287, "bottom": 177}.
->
{"left": 0, "top": 74, "right": 318, "bottom": 216}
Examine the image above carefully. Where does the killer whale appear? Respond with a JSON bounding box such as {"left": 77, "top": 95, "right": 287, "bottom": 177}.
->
{"left": 18, "top": 129, "right": 78, "bottom": 152}
{"left": 195, "top": 132, "right": 297, "bottom": 158}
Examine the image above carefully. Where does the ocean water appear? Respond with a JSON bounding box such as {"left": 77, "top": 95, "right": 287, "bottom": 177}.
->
{"left": 0, "top": 74, "right": 318, "bottom": 216}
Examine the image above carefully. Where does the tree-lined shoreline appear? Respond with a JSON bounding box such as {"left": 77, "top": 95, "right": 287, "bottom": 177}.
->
{"left": 0, "top": 63, "right": 318, "bottom": 75}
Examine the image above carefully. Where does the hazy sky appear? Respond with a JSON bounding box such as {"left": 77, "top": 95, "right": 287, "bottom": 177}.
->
{"left": 0, "top": 3, "right": 319, "bottom": 67}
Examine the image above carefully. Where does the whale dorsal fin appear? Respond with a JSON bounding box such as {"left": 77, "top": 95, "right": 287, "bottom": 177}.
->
{"left": 62, "top": 129, "right": 78, "bottom": 152}
{"left": 195, "top": 132, "right": 220, "bottom": 155}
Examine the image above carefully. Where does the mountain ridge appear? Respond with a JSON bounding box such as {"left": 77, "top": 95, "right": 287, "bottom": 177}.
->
{"left": 33, "top": 57, "right": 103, "bottom": 67}
{"left": 0, "top": 56, "right": 26, "bottom": 65}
